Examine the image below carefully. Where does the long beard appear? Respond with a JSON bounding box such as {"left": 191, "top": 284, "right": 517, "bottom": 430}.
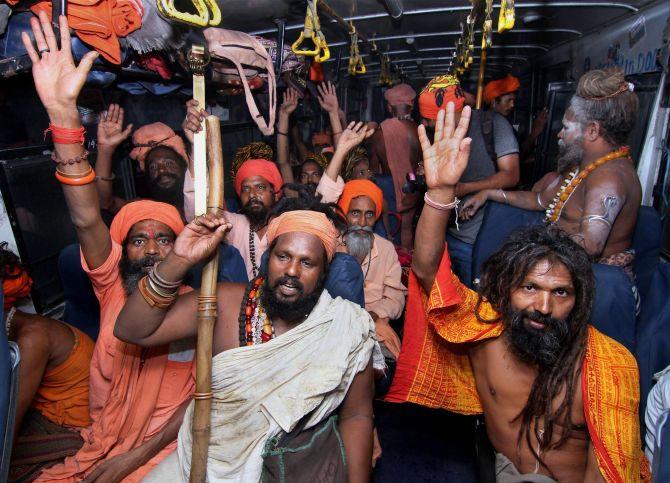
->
{"left": 556, "top": 138, "right": 584, "bottom": 173}
{"left": 240, "top": 200, "right": 269, "bottom": 229}
{"left": 119, "top": 251, "right": 162, "bottom": 295}
{"left": 260, "top": 275, "right": 325, "bottom": 323}
{"left": 147, "top": 174, "right": 184, "bottom": 206}
{"left": 503, "top": 308, "right": 570, "bottom": 368}
{"left": 344, "top": 225, "right": 374, "bottom": 264}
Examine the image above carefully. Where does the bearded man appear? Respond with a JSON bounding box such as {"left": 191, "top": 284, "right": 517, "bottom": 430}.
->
{"left": 462, "top": 68, "right": 641, "bottom": 284}
{"left": 338, "top": 179, "right": 406, "bottom": 359}
{"left": 114, "top": 209, "right": 382, "bottom": 482}
{"left": 23, "top": 15, "right": 197, "bottom": 481}
{"left": 386, "top": 104, "right": 648, "bottom": 482}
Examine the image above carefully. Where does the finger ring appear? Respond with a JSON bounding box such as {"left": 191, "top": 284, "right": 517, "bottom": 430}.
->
{"left": 39, "top": 48, "right": 50, "bottom": 55}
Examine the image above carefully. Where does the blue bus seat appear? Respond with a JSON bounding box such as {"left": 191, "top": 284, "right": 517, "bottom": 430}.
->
{"left": 374, "top": 174, "right": 402, "bottom": 246}
{"left": 58, "top": 244, "right": 101, "bottom": 342}
{"left": 0, "top": 338, "right": 20, "bottom": 483}
{"left": 632, "top": 206, "right": 662, "bottom": 304}
{"left": 186, "top": 243, "right": 250, "bottom": 287}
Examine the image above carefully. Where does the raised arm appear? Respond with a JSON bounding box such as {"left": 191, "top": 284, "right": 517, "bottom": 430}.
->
{"left": 277, "top": 88, "right": 300, "bottom": 184}
{"left": 114, "top": 213, "right": 231, "bottom": 346}
{"left": 22, "top": 13, "right": 110, "bottom": 269}
{"left": 317, "top": 82, "right": 344, "bottom": 146}
{"left": 412, "top": 104, "right": 472, "bottom": 293}
{"left": 95, "top": 103, "right": 133, "bottom": 213}
{"left": 324, "top": 122, "right": 374, "bottom": 182}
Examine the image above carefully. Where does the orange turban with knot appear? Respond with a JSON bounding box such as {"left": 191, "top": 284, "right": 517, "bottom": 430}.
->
{"left": 483, "top": 74, "right": 520, "bottom": 103}
{"left": 28, "top": 0, "right": 142, "bottom": 65}
{"left": 338, "top": 180, "right": 384, "bottom": 221}
{"left": 129, "top": 123, "right": 189, "bottom": 172}
{"left": 234, "top": 159, "right": 284, "bottom": 197}
{"left": 2, "top": 266, "right": 33, "bottom": 310}
{"left": 384, "top": 84, "right": 416, "bottom": 107}
{"left": 419, "top": 75, "right": 466, "bottom": 120}
{"left": 266, "top": 210, "right": 340, "bottom": 262}
{"left": 110, "top": 200, "right": 184, "bottom": 245}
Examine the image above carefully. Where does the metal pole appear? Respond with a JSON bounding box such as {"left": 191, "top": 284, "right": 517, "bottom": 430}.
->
{"left": 475, "top": 48, "right": 488, "bottom": 109}
{"left": 274, "top": 19, "right": 286, "bottom": 75}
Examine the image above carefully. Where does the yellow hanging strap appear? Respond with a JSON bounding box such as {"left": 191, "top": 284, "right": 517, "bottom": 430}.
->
{"left": 156, "top": 0, "right": 221, "bottom": 27}
{"left": 481, "top": 0, "right": 493, "bottom": 49}
{"left": 292, "top": 0, "right": 330, "bottom": 62}
{"left": 497, "top": 0, "right": 515, "bottom": 33}
{"left": 348, "top": 24, "right": 366, "bottom": 75}
{"left": 379, "top": 54, "right": 392, "bottom": 86}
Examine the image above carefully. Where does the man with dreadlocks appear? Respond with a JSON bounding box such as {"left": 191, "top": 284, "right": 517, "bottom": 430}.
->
{"left": 386, "top": 103, "right": 648, "bottom": 482}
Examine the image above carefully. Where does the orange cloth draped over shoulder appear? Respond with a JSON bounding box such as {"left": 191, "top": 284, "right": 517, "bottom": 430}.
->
{"left": 338, "top": 179, "right": 384, "bottom": 221}
{"left": 386, "top": 248, "right": 650, "bottom": 483}
{"left": 32, "top": 325, "right": 94, "bottom": 428}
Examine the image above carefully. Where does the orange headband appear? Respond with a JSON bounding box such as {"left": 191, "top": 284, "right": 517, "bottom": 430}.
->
{"left": 266, "top": 210, "right": 340, "bottom": 261}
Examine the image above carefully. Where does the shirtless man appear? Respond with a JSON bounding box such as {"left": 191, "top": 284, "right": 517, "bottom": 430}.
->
{"left": 462, "top": 68, "right": 640, "bottom": 272}
{"left": 369, "top": 84, "right": 422, "bottom": 249}
{"left": 388, "top": 103, "right": 647, "bottom": 481}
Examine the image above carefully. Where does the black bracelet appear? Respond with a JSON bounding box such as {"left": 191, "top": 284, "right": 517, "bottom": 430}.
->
{"left": 95, "top": 173, "right": 116, "bottom": 182}
{"left": 276, "top": 130, "right": 289, "bottom": 137}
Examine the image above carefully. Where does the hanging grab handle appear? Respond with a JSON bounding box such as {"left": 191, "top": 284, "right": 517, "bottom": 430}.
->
{"left": 348, "top": 24, "right": 366, "bottom": 75}
{"left": 292, "top": 0, "right": 331, "bottom": 62}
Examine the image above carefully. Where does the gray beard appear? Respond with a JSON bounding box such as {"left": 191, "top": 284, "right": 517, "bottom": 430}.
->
{"left": 556, "top": 139, "right": 584, "bottom": 173}
{"left": 344, "top": 225, "right": 375, "bottom": 264}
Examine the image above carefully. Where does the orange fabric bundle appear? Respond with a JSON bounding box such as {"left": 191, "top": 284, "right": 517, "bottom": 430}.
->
{"left": 234, "top": 159, "right": 284, "bottom": 197}
{"left": 129, "top": 122, "right": 188, "bottom": 172}
{"left": 418, "top": 75, "right": 465, "bottom": 120}
{"left": 384, "top": 83, "right": 416, "bottom": 107}
{"left": 29, "top": 0, "right": 142, "bottom": 65}
{"left": 2, "top": 266, "right": 33, "bottom": 310}
{"left": 266, "top": 210, "right": 340, "bottom": 261}
{"left": 109, "top": 200, "right": 184, "bottom": 245}
{"left": 387, "top": 249, "right": 651, "bottom": 483}
{"left": 338, "top": 180, "right": 384, "bottom": 221}
{"left": 483, "top": 74, "right": 521, "bottom": 103}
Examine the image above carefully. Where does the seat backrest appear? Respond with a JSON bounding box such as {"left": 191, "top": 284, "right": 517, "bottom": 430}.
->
{"left": 652, "top": 410, "right": 670, "bottom": 481}
{"left": 471, "top": 201, "right": 543, "bottom": 282}
{"left": 58, "top": 244, "right": 100, "bottom": 341}
{"left": 186, "top": 243, "right": 250, "bottom": 287}
{"left": 632, "top": 206, "right": 662, "bottom": 303}
{"left": 636, "top": 262, "right": 670, "bottom": 429}
{"left": 0, "top": 341, "right": 20, "bottom": 483}
{"left": 373, "top": 174, "right": 401, "bottom": 245}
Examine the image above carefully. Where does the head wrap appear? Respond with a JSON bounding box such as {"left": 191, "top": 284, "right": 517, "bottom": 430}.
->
{"left": 419, "top": 75, "right": 465, "bottom": 120}
{"left": 28, "top": 0, "right": 142, "bottom": 64}
{"left": 231, "top": 142, "right": 274, "bottom": 182}
{"left": 338, "top": 180, "right": 384, "bottom": 221}
{"left": 303, "top": 153, "right": 329, "bottom": 171}
{"left": 312, "top": 132, "right": 333, "bottom": 147}
{"left": 234, "top": 159, "right": 284, "bottom": 197}
{"left": 129, "top": 122, "right": 188, "bottom": 171}
{"left": 2, "top": 265, "right": 32, "bottom": 310}
{"left": 266, "top": 210, "right": 339, "bottom": 262}
{"left": 343, "top": 147, "right": 369, "bottom": 180}
{"left": 384, "top": 84, "right": 417, "bottom": 107}
{"left": 110, "top": 200, "right": 184, "bottom": 245}
{"left": 483, "top": 74, "right": 520, "bottom": 104}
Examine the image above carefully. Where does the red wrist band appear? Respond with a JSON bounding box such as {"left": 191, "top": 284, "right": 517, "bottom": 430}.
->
{"left": 44, "top": 124, "right": 86, "bottom": 145}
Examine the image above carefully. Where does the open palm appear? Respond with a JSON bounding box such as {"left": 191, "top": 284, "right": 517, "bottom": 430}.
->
{"left": 337, "top": 121, "right": 374, "bottom": 154}
{"left": 418, "top": 104, "right": 472, "bottom": 191}
{"left": 22, "top": 13, "right": 99, "bottom": 116}
{"left": 97, "top": 104, "right": 133, "bottom": 148}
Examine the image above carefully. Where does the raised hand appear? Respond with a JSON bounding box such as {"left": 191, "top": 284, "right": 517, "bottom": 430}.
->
{"left": 335, "top": 121, "right": 374, "bottom": 155}
{"left": 21, "top": 12, "right": 98, "bottom": 126}
{"left": 280, "top": 88, "right": 300, "bottom": 117}
{"left": 418, "top": 103, "right": 472, "bottom": 192}
{"left": 182, "top": 99, "right": 207, "bottom": 145}
{"left": 317, "top": 81, "right": 339, "bottom": 113}
{"left": 97, "top": 104, "right": 133, "bottom": 149}
{"left": 171, "top": 213, "right": 232, "bottom": 267}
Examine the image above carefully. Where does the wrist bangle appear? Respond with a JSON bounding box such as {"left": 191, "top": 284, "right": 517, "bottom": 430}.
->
{"left": 499, "top": 189, "right": 509, "bottom": 204}
{"left": 331, "top": 130, "right": 342, "bottom": 135}
{"left": 44, "top": 124, "right": 85, "bottom": 145}
{"left": 276, "top": 130, "right": 288, "bottom": 136}
{"left": 424, "top": 192, "right": 460, "bottom": 211}
{"left": 537, "top": 192, "right": 547, "bottom": 209}
{"left": 51, "top": 149, "right": 90, "bottom": 165}
{"left": 55, "top": 168, "right": 96, "bottom": 186}
{"left": 95, "top": 173, "right": 116, "bottom": 182}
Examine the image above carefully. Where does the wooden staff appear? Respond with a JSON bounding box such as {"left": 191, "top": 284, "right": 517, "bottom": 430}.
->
{"left": 190, "top": 116, "right": 224, "bottom": 483}
{"left": 188, "top": 45, "right": 209, "bottom": 217}
{"left": 475, "top": 48, "right": 488, "bottom": 109}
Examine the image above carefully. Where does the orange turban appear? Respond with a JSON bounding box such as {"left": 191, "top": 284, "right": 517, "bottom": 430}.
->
{"left": 338, "top": 180, "right": 383, "bottom": 221}
{"left": 419, "top": 75, "right": 466, "bottom": 120}
{"left": 266, "top": 210, "right": 340, "bottom": 262}
{"left": 3, "top": 266, "right": 33, "bottom": 310}
{"left": 29, "top": 0, "right": 142, "bottom": 65}
{"left": 129, "top": 122, "right": 188, "bottom": 172}
{"left": 483, "top": 74, "right": 520, "bottom": 103}
{"left": 384, "top": 84, "right": 416, "bottom": 107}
{"left": 110, "top": 200, "right": 184, "bottom": 245}
{"left": 234, "top": 159, "right": 284, "bottom": 197}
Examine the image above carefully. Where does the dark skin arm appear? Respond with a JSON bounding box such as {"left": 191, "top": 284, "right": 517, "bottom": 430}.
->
{"left": 412, "top": 104, "right": 473, "bottom": 293}
{"left": 22, "top": 13, "right": 111, "bottom": 270}
{"left": 455, "top": 152, "right": 520, "bottom": 197}
{"left": 95, "top": 103, "right": 132, "bottom": 213}
{"left": 583, "top": 441, "right": 607, "bottom": 483}
{"left": 83, "top": 399, "right": 190, "bottom": 483}
{"left": 338, "top": 360, "right": 375, "bottom": 483}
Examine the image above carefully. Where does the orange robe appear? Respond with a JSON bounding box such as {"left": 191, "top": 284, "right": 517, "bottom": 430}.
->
{"left": 31, "top": 324, "right": 93, "bottom": 428}
{"left": 387, "top": 248, "right": 650, "bottom": 483}
{"left": 37, "top": 243, "right": 195, "bottom": 482}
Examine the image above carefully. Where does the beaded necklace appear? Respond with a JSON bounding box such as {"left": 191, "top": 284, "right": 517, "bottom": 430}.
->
{"left": 238, "top": 277, "right": 275, "bottom": 347}
{"left": 248, "top": 229, "right": 259, "bottom": 278}
{"left": 5, "top": 307, "right": 16, "bottom": 337}
{"left": 544, "top": 147, "right": 630, "bottom": 224}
